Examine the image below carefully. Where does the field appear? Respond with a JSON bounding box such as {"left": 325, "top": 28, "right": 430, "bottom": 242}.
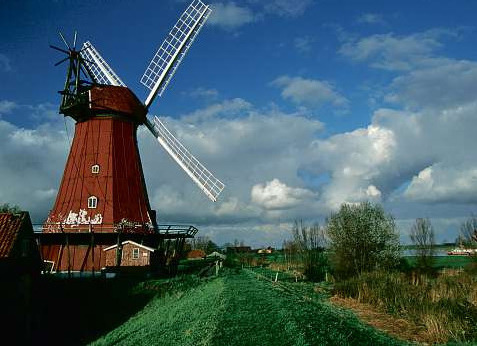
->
{"left": 404, "top": 255, "right": 473, "bottom": 269}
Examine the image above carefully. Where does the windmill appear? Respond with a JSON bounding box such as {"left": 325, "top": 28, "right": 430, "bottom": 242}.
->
{"left": 41, "top": 0, "right": 224, "bottom": 272}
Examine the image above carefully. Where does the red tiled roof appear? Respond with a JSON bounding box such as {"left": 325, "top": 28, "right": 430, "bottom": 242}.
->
{"left": 187, "top": 249, "right": 206, "bottom": 259}
{"left": 0, "top": 212, "right": 26, "bottom": 258}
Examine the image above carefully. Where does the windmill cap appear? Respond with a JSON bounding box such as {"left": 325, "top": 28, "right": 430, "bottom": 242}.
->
{"left": 87, "top": 85, "right": 147, "bottom": 124}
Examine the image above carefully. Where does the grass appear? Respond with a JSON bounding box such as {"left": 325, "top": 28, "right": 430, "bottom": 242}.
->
{"left": 92, "top": 275, "right": 225, "bottom": 345}
{"left": 333, "top": 269, "right": 477, "bottom": 344}
{"left": 91, "top": 269, "right": 403, "bottom": 345}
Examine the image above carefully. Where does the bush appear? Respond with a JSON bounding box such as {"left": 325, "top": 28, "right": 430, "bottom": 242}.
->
{"left": 327, "top": 202, "right": 400, "bottom": 279}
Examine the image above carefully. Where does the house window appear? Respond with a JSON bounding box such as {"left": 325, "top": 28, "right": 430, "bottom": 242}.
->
{"left": 132, "top": 248, "right": 139, "bottom": 259}
{"left": 88, "top": 196, "right": 98, "bottom": 209}
{"left": 91, "top": 164, "right": 100, "bottom": 174}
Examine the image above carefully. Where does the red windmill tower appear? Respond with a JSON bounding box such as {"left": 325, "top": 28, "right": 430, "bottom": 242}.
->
{"left": 40, "top": 0, "right": 224, "bottom": 273}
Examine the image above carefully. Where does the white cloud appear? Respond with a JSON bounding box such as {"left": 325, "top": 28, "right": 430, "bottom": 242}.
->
{"left": 182, "top": 98, "right": 252, "bottom": 122}
{"left": 187, "top": 87, "right": 219, "bottom": 100}
{"left": 307, "top": 123, "right": 394, "bottom": 209}
{"left": 0, "top": 53, "right": 11, "bottom": 72}
{"left": 0, "top": 120, "right": 68, "bottom": 222}
{"left": 208, "top": 2, "right": 256, "bottom": 30}
{"left": 387, "top": 60, "right": 477, "bottom": 110}
{"left": 357, "top": 13, "right": 385, "bottom": 25}
{"left": 339, "top": 30, "right": 453, "bottom": 71}
{"left": 0, "top": 100, "right": 17, "bottom": 115}
{"left": 264, "top": 0, "right": 313, "bottom": 18}
{"left": 251, "top": 178, "right": 316, "bottom": 210}
{"left": 271, "top": 75, "right": 348, "bottom": 109}
{"left": 405, "top": 165, "right": 477, "bottom": 203}
{"left": 137, "top": 101, "right": 324, "bottom": 227}
{"left": 294, "top": 36, "right": 314, "bottom": 54}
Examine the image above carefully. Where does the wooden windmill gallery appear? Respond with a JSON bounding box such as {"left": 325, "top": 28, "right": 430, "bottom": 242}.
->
{"left": 37, "top": 0, "right": 224, "bottom": 275}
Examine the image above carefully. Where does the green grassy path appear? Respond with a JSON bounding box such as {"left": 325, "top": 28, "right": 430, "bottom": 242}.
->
{"left": 91, "top": 270, "right": 404, "bottom": 345}
{"left": 211, "top": 270, "right": 402, "bottom": 346}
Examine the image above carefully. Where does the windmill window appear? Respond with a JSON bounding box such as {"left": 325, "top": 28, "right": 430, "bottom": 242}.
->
{"left": 132, "top": 248, "right": 139, "bottom": 259}
{"left": 91, "top": 164, "right": 100, "bottom": 174}
{"left": 88, "top": 196, "right": 98, "bottom": 209}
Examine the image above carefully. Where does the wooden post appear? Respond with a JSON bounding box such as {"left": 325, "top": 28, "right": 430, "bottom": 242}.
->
{"left": 116, "top": 230, "right": 122, "bottom": 268}
{"left": 66, "top": 232, "right": 71, "bottom": 278}
{"left": 91, "top": 227, "right": 95, "bottom": 277}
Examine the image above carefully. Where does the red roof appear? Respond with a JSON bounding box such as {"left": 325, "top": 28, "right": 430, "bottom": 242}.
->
{"left": 0, "top": 212, "right": 26, "bottom": 258}
{"left": 187, "top": 249, "right": 206, "bottom": 259}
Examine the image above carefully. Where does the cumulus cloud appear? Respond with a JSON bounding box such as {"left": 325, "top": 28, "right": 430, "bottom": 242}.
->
{"left": 0, "top": 120, "right": 68, "bottom": 222}
{"left": 138, "top": 101, "right": 324, "bottom": 227}
{"left": 251, "top": 178, "right": 316, "bottom": 210}
{"left": 271, "top": 76, "right": 348, "bottom": 109}
{"left": 405, "top": 165, "right": 477, "bottom": 203}
{"left": 306, "top": 124, "right": 394, "bottom": 209}
{"left": 208, "top": 2, "right": 256, "bottom": 30}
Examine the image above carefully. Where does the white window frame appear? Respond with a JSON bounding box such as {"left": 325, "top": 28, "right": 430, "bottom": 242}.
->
{"left": 88, "top": 196, "right": 98, "bottom": 209}
{"left": 91, "top": 164, "right": 100, "bottom": 174}
{"left": 132, "top": 248, "right": 140, "bottom": 259}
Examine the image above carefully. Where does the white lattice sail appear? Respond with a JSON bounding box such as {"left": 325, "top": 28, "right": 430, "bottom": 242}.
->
{"left": 147, "top": 116, "right": 224, "bottom": 202}
{"left": 81, "top": 41, "right": 126, "bottom": 86}
{"left": 141, "top": 0, "right": 211, "bottom": 108}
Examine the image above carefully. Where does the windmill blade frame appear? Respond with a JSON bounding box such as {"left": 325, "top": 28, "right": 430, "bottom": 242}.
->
{"left": 80, "top": 41, "right": 126, "bottom": 86}
{"left": 146, "top": 116, "right": 225, "bottom": 202}
{"left": 141, "top": 0, "right": 211, "bottom": 108}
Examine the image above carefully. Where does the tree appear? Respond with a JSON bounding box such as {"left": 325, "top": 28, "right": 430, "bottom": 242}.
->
{"left": 290, "top": 220, "right": 328, "bottom": 281}
{"left": 188, "top": 236, "right": 218, "bottom": 254}
{"left": 327, "top": 201, "right": 400, "bottom": 279}
{"left": 410, "top": 218, "right": 435, "bottom": 272}
{"left": 460, "top": 215, "right": 477, "bottom": 247}
{"left": 0, "top": 203, "right": 21, "bottom": 213}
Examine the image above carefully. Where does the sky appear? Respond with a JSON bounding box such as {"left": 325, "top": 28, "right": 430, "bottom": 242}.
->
{"left": 1, "top": 0, "right": 477, "bottom": 247}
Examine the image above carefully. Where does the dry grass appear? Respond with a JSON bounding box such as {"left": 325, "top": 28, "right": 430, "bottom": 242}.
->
{"left": 333, "top": 269, "right": 477, "bottom": 343}
{"left": 330, "top": 296, "right": 431, "bottom": 344}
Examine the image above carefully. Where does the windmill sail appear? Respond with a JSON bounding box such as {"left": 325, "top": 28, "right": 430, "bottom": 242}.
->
{"left": 81, "top": 41, "right": 126, "bottom": 86}
{"left": 146, "top": 116, "right": 224, "bottom": 202}
{"left": 141, "top": 0, "right": 211, "bottom": 108}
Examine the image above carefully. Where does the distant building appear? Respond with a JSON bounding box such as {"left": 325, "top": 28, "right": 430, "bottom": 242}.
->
{"left": 187, "top": 249, "right": 206, "bottom": 260}
{"left": 103, "top": 240, "right": 157, "bottom": 267}
{"left": 257, "top": 246, "right": 274, "bottom": 254}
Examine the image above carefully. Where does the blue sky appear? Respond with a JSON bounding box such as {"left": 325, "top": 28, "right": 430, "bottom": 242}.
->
{"left": 2, "top": 0, "right": 477, "bottom": 247}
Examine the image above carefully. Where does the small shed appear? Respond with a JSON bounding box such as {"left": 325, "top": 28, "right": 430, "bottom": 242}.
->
{"left": 0, "top": 211, "right": 41, "bottom": 275}
{"left": 103, "top": 240, "right": 156, "bottom": 267}
{"left": 206, "top": 251, "right": 226, "bottom": 260}
{"left": 0, "top": 211, "right": 41, "bottom": 343}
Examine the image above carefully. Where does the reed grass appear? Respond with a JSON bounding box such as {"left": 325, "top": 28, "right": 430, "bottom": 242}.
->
{"left": 334, "top": 269, "right": 477, "bottom": 343}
